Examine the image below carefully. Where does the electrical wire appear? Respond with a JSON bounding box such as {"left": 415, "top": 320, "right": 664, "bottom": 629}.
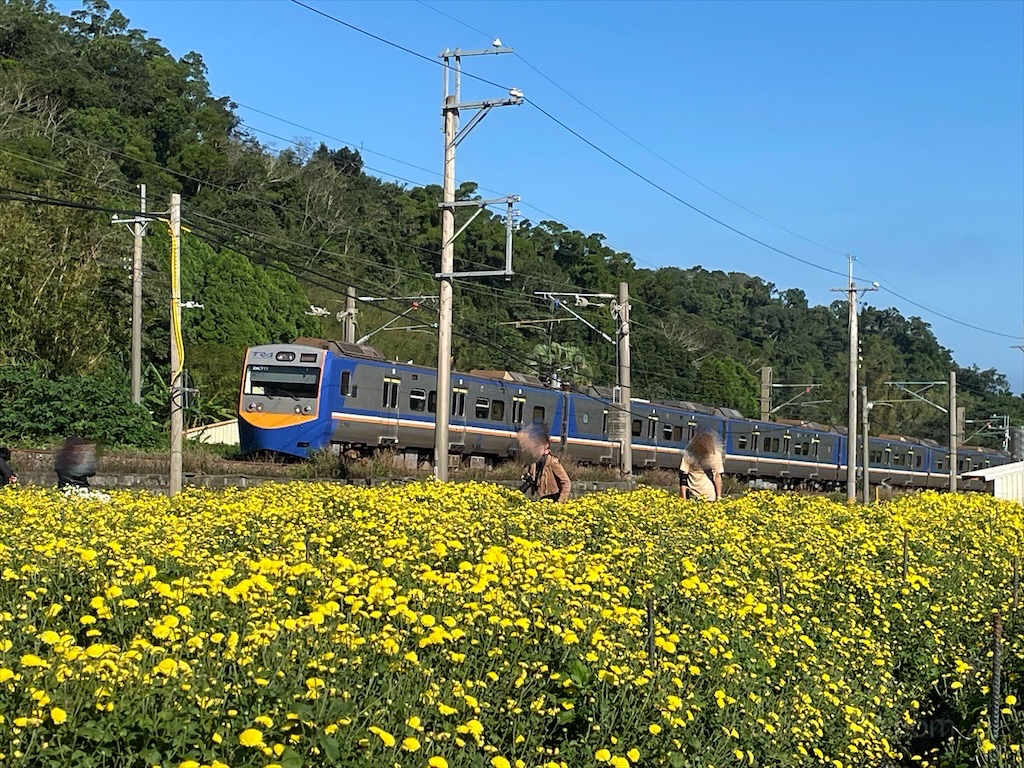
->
{"left": 413, "top": 0, "right": 848, "bottom": 258}
{"left": 287, "top": 2, "right": 1024, "bottom": 344}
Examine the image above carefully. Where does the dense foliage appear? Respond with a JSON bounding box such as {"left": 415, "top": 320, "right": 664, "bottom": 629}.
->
{"left": 1, "top": 0, "right": 1021, "bottom": 448}
{"left": 0, "top": 483, "right": 1021, "bottom": 766}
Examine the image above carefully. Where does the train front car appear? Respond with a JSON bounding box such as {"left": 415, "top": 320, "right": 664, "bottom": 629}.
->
{"left": 238, "top": 343, "right": 331, "bottom": 458}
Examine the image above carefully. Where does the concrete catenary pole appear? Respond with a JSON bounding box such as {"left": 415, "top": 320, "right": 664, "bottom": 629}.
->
{"left": 862, "top": 385, "right": 870, "bottom": 504}
{"left": 846, "top": 257, "right": 858, "bottom": 502}
{"left": 759, "top": 366, "right": 772, "bottom": 422}
{"left": 617, "top": 281, "right": 632, "bottom": 482}
{"left": 949, "top": 369, "right": 957, "bottom": 493}
{"left": 434, "top": 93, "right": 457, "bottom": 481}
{"left": 343, "top": 285, "right": 357, "bottom": 344}
{"left": 131, "top": 184, "right": 146, "bottom": 404}
{"left": 169, "top": 193, "right": 183, "bottom": 495}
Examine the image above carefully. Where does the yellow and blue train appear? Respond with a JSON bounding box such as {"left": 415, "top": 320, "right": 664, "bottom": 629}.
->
{"left": 238, "top": 338, "right": 1010, "bottom": 490}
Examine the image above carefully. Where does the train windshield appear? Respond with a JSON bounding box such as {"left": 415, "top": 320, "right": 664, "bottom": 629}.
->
{"left": 244, "top": 365, "right": 320, "bottom": 399}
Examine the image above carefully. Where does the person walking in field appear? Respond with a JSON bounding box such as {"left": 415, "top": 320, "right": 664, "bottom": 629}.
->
{"left": 54, "top": 437, "right": 97, "bottom": 489}
{"left": 679, "top": 431, "right": 724, "bottom": 501}
{"left": 518, "top": 425, "right": 572, "bottom": 503}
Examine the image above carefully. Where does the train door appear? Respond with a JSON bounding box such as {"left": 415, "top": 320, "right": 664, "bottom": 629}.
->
{"left": 450, "top": 386, "right": 468, "bottom": 451}
{"left": 381, "top": 376, "right": 401, "bottom": 445}
{"left": 646, "top": 413, "right": 659, "bottom": 465}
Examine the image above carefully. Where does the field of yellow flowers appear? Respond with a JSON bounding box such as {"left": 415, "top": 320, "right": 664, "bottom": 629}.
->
{"left": 0, "top": 483, "right": 1021, "bottom": 768}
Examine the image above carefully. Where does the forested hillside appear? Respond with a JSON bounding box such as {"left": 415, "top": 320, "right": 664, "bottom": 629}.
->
{"left": 1, "top": 0, "right": 1021, "bottom": 448}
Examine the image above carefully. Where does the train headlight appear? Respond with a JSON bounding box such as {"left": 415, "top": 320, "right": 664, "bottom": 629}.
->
{"left": 247, "top": 403, "right": 256, "bottom": 412}
{"left": 303, "top": 405, "right": 312, "bottom": 413}
{"left": 294, "top": 405, "right": 302, "bottom": 414}
{"left": 256, "top": 403, "right": 263, "bottom": 412}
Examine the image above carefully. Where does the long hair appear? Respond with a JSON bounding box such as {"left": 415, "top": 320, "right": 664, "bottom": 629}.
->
{"left": 683, "top": 430, "right": 722, "bottom": 470}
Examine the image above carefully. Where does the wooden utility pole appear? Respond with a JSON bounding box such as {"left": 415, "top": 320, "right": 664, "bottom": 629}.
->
{"left": 169, "top": 193, "right": 183, "bottom": 495}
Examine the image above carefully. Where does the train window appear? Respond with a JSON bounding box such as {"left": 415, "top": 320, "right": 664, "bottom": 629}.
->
{"left": 532, "top": 406, "right": 545, "bottom": 423}
{"left": 244, "top": 364, "right": 320, "bottom": 399}
{"left": 647, "top": 417, "right": 657, "bottom": 440}
{"left": 783, "top": 436, "right": 791, "bottom": 454}
{"left": 512, "top": 397, "right": 525, "bottom": 425}
{"left": 915, "top": 454, "right": 923, "bottom": 468}
{"left": 475, "top": 398, "right": 490, "bottom": 419}
{"left": 751, "top": 434, "right": 759, "bottom": 452}
{"left": 737, "top": 434, "right": 748, "bottom": 450}
{"left": 490, "top": 400, "right": 505, "bottom": 421}
{"left": 795, "top": 441, "right": 809, "bottom": 456}
{"left": 937, "top": 457, "right": 945, "bottom": 471}
{"left": 382, "top": 378, "right": 400, "bottom": 409}
{"left": 428, "top": 390, "right": 437, "bottom": 413}
{"left": 409, "top": 389, "right": 427, "bottom": 412}
{"left": 823, "top": 444, "right": 831, "bottom": 456}
{"left": 767, "top": 437, "right": 780, "bottom": 453}
{"left": 631, "top": 419, "right": 642, "bottom": 437}
{"left": 662, "top": 424, "right": 672, "bottom": 441}
{"left": 340, "top": 371, "right": 352, "bottom": 397}
{"left": 688, "top": 424, "right": 697, "bottom": 440}
{"left": 673, "top": 425, "right": 683, "bottom": 442}
{"left": 299, "top": 353, "right": 318, "bottom": 363}
{"left": 452, "top": 389, "right": 467, "bottom": 417}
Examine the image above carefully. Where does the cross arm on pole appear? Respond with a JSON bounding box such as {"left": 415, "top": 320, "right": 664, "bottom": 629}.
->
{"left": 884, "top": 381, "right": 948, "bottom": 413}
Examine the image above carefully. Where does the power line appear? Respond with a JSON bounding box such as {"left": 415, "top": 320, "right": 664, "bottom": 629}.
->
{"left": 414, "top": 0, "right": 848, "bottom": 258}
{"left": 286, "top": 2, "right": 1023, "bottom": 344}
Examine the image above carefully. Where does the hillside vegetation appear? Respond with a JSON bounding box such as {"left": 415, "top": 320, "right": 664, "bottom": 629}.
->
{"left": 1, "top": 0, "right": 1021, "bottom": 449}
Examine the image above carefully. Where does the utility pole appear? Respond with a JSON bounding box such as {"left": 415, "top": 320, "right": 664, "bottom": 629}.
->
{"left": 111, "top": 184, "right": 148, "bottom": 404}
{"left": 434, "top": 44, "right": 522, "bottom": 481}
{"left": 169, "top": 193, "right": 183, "bottom": 496}
{"left": 759, "top": 367, "right": 772, "bottom": 421}
{"left": 617, "top": 281, "right": 632, "bottom": 482}
{"left": 949, "top": 370, "right": 957, "bottom": 493}
{"left": 832, "top": 254, "right": 878, "bottom": 503}
{"left": 343, "top": 286, "right": 357, "bottom": 344}
{"left": 862, "top": 385, "right": 870, "bottom": 504}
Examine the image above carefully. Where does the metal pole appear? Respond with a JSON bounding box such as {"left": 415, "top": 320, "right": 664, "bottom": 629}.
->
{"left": 760, "top": 366, "right": 772, "bottom": 421}
{"left": 169, "top": 193, "right": 183, "bottom": 495}
{"left": 862, "top": 385, "right": 870, "bottom": 504}
{"left": 846, "top": 256, "right": 858, "bottom": 503}
{"left": 131, "top": 184, "right": 146, "bottom": 404}
{"left": 949, "top": 369, "right": 957, "bottom": 493}
{"left": 435, "top": 93, "right": 457, "bottom": 481}
{"left": 617, "top": 281, "right": 632, "bottom": 483}
{"left": 344, "top": 285, "right": 356, "bottom": 344}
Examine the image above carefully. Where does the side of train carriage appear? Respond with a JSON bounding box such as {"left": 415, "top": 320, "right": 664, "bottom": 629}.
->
{"left": 237, "top": 338, "right": 1010, "bottom": 489}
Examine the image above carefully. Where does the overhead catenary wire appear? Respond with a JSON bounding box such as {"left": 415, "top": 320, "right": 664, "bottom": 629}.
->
{"left": 414, "top": 0, "right": 848, "bottom": 259}
{"left": 286, "top": 1, "right": 1023, "bottom": 344}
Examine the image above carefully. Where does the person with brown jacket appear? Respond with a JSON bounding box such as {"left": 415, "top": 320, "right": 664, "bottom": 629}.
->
{"left": 521, "top": 437, "right": 572, "bottom": 502}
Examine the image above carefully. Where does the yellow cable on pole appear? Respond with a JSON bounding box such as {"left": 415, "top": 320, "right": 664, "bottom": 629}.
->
{"left": 166, "top": 220, "right": 185, "bottom": 381}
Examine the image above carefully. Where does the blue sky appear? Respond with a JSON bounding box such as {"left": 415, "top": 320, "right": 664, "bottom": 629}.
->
{"left": 58, "top": 0, "right": 1024, "bottom": 392}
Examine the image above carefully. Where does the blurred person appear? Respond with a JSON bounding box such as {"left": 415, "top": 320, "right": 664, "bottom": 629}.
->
{"left": 54, "top": 437, "right": 97, "bottom": 489}
{"left": 0, "top": 447, "right": 16, "bottom": 485}
{"left": 519, "top": 427, "right": 571, "bottom": 503}
{"left": 679, "top": 431, "right": 724, "bottom": 501}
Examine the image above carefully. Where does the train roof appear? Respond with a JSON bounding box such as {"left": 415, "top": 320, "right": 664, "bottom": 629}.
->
{"left": 469, "top": 369, "right": 547, "bottom": 386}
{"left": 292, "top": 337, "right": 385, "bottom": 360}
